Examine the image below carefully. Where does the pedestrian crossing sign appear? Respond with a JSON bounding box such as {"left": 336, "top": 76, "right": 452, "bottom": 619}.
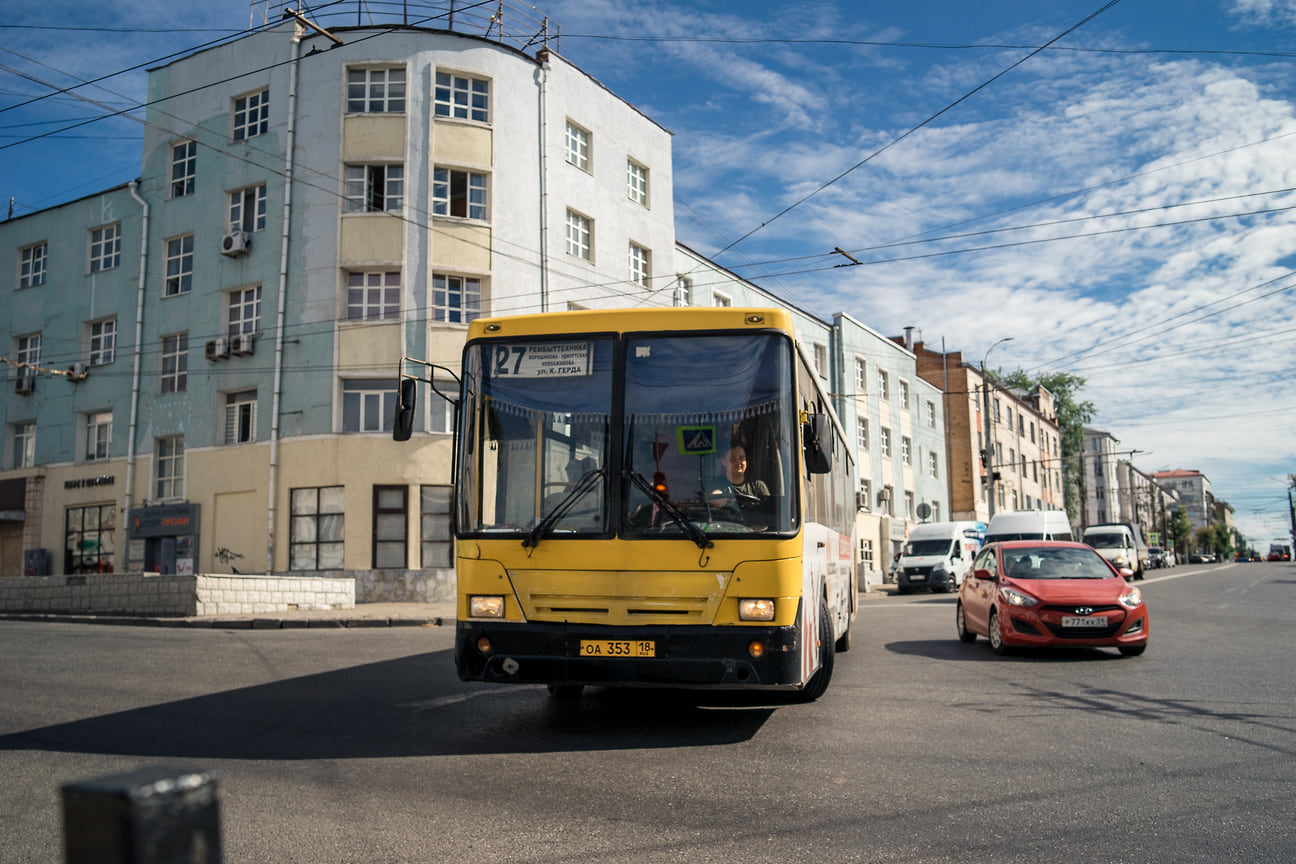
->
{"left": 676, "top": 425, "right": 716, "bottom": 455}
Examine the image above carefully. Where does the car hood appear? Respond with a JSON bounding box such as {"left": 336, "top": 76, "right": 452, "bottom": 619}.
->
{"left": 1004, "top": 577, "right": 1132, "bottom": 604}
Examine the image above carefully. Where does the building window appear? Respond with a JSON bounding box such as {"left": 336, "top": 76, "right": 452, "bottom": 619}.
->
{"left": 228, "top": 285, "right": 262, "bottom": 336}
{"left": 10, "top": 422, "right": 35, "bottom": 469}
{"left": 856, "top": 416, "right": 869, "bottom": 452}
{"left": 565, "top": 121, "right": 591, "bottom": 171}
{"left": 346, "top": 271, "right": 400, "bottom": 321}
{"left": 343, "top": 379, "right": 396, "bottom": 432}
{"left": 160, "top": 333, "right": 188, "bottom": 393}
{"left": 899, "top": 379, "right": 910, "bottom": 410}
{"left": 926, "top": 400, "right": 936, "bottom": 428}
{"left": 855, "top": 358, "right": 867, "bottom": 393}
{"left": 348, "top": 66, "right": 406, "bottom": 113}
{"left": 155, "top": 436, "right": 184, "bottom": 500}
{"left": 17, "top": 333, "right": 41, "bottom": 369}
{"left": 434, "top": 71, "right": 489, "bottom": 122}
{"left": 432, "top": 274, "right": 481, "bottom": 324}
{"left": 290, "top": 486, "right": 344, "bottom": 570}
{"left": 427, "top": 380, "right": 455, "bottom": 434}
{"left": 676, "top": 276, "right": 693, "bottom": 306}
{"left": 860, "top": 537, "right": 874, "bottom": 566}
{"left": 89, "top": 319, "right": 116, "bottom": 366}
{"left": 929, "top": 451, "right": 939, "bottom": 479}
{"left": 565, "top": 209, "right": 592, "bottom": 260}
{"left": 225, "top": 390, "right": 257, "bottom": 444}
{"left": 713, "top": 291, "right": 732, "bottom": 307}
{"left": 905, "top": 491, "right": 915, "bottom": 520}
{"left": 432, "top": 168, "right": 486, "bottom": 219}
{"left": 170, "top": 140, "right": 196, "bottom": 197}
{"left": 628, "top": 242, "right": 651, "bottom": 287}
{"left": 85, "top": 411, "right": 112, "bottom": 461}
{"left": 229, "top": 184, "right": 267, "bottom": 232}
{"left": 1009, "top": 448, "right": 1016, "bottom": 472}
{"left": 880, "top": 427, "right": 892, "bottom": 458}
{"left": 19, "top": 242, "right": 47, "bottom": 288}
{"left": 65, "top": 504, "right": 117, "bottom": 575}
{"left": 813, "top": 344, "right": 827, "bottom": 378}
{"left": 859, "top": 479, "right": 871, "bottom": 512}
{"left": 371, "top": 485, "right": 408, "bottom": 568}
{"left": 878, "top": 369, "right": 890, "bottom": 401}
{"left": 164, "top": 234, "right": 194, "bottom": 296}
{"left": 901, "top": 436, "right": 912, "bottom": 465}
{"left": 932, "top": 501, "right": 942, "bottom": 521}
{"left": 89, "top": 224, "right": 121, "bottom": 273}
{"left": 421, "top": 485, "right": 453, "bottom": 567}
{"left": 627, "top": 159, "right": 649, "bottom": 206}
{"left": 232, "top": 88, "right": 269, "bottom": 140}
{"left": 345, "top": 164, "right": 404, "bottom": 213}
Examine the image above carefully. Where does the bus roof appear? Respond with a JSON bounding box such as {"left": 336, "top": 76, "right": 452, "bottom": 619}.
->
{"left": 465, "top": 307, "right": 797, "bottom": 339}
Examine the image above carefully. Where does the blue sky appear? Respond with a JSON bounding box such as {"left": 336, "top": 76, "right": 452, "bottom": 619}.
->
{"left": 3, "top": 0, "right": 1295, "bottom": 544}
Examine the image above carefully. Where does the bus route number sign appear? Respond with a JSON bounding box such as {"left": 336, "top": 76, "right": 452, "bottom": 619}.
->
{"left": 580, "top": 639, "right": 656, "bottom": 658}
{"left": 490, "top": 342, "right": 590, "bottom": 378}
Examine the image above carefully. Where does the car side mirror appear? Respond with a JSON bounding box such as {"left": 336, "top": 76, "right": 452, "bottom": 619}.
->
{"left": 803, "top": 413, "right": 832, "bottom": 474}
{"left": 973, "top": 568, "right": 993, "bottom": 582}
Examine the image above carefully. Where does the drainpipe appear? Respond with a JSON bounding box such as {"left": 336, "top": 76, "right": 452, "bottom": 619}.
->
{"left": 124, "top": 181, "right": 149, "bottom": 567}
{"left": 266, "top": 30, "right": 302, "bottom": 573}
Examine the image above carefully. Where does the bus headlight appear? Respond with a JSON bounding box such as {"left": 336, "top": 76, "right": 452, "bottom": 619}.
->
{"left": 738, "top": 598, "right": 775, "bottom": 621}
{"left": 469, "top": 595, "right": 505, "bottom": 618}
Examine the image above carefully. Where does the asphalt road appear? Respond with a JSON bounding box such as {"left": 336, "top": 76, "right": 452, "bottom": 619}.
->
{"left": 1, "top": 561, "right": 1293, "bottom": 863}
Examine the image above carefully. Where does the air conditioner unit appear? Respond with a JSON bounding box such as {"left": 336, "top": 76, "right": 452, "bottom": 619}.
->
{"left": 66, "top": 362, "right": 89, "bottom": 382}
{"left": 230, "top": 333, "right": 255, "bottom": 356}
{"left": 205, "top": 338, "right": 230, "bottom": 360}
{"left": 220, "top": 230, "right": 250, "bottom": 257}
{"left": 877, "top": 487, "right": 893, "bottom": 506}
{"left": 15, "top": 374, "right": 35, "bottom": 395}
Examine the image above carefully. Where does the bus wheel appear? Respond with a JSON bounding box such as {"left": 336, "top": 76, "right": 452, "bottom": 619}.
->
{"left": 798, "top": 599, "right": 835, "bottom": 702}
{"left": 547, "top": 683, "right": 584, "bottom": 700}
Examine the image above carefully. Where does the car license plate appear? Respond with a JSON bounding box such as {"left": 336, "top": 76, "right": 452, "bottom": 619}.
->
{"left": 1061, "top": 616, "right": 1108, "bottom": 628}
{"left": 579, "top": 639, "right": 655, "bottom": 658}
{"left": 910, "top": 574, "right": 926, "bottom": 581}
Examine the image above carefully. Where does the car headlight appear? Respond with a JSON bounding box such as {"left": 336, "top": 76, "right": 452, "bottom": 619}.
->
{"left": 468, "top": 595, "right": 505, "bottom": 618}
{"left": 738, "top": 598, "right": 776, "bottom": 621}
{"left": 998, "top": 586, "right": 1038, "bottom": 607}
{"left": 1118, "top": 587, "right": 1143, "bottom": 610}
{"left": 1112, "top": 555, "right": 1128, "bottom": 566}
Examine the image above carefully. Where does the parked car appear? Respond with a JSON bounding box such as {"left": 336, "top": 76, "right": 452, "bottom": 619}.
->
{"left": 955, "top": 541, "right": 1148, "bottom": 657}
{"left": 1148, "top": 546, "right": 1172, "bottom": 569}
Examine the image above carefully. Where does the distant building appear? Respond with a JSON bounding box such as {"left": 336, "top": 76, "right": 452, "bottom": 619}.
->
{"left": 1151, "top": 469, "right": 1213, "bottom": 530}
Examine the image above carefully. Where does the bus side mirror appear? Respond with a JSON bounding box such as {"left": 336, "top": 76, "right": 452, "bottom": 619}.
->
{"left": 393, "top": 378, "right": 416, "bottom": 442}
{"left": 803, "top": 413, "right": 832, "bottom": 474}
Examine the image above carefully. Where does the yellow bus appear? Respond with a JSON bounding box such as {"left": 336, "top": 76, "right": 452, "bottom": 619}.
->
{"left": 396, "top": 307, "right": 857, "bottom": 700}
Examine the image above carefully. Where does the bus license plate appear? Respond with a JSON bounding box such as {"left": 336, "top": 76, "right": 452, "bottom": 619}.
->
{"left": 580, "top": 639, "right": 656, "bottom": 658}
{"left": 1061, "top": 616, "right": 1108, "bottom": 628}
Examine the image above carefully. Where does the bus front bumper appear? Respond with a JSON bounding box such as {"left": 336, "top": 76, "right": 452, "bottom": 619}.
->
{"left": 455, "top": 620, "right": 805, "bottom": 689}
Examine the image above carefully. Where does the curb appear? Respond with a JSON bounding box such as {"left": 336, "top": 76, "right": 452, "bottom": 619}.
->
{"left": 0, "top": 613, "right": 449, "bottom": 629}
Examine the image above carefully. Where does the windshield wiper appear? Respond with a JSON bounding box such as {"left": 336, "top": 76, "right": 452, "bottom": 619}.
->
{"left": 625, "top": 470, "right": 713, "bottom": 550}
{"left": 522, "top": 469, "right": 604, "bottom": 550}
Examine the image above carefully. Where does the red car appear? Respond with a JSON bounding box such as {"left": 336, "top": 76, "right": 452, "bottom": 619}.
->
{"left": 956, "top": 541, "right": 1149, "bottom": 657}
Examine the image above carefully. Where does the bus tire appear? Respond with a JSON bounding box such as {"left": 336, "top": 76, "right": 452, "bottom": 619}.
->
{"left": 798, "top": 598, "right": 835, "bottom": 702}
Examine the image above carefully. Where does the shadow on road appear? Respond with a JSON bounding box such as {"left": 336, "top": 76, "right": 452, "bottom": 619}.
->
{"left": 0, "top": 649, "right": 779, "bottom": 760}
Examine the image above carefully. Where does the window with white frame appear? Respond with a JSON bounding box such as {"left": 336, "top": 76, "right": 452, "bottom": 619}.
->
{"left": 813, "top": 344, "right": 827, "bottom": 378}
{"left": 229, "top": 184, "right": 267, "bottom": 232}
{"left": 10, "top": 422, "right": 35, "bottom": 469}
{"left": 713, "top": 291, "right": 732, "bottom": 307}
{"left": 432, "top": 168, "right": 487, "bottom": 219}
{"left": 343, "top": 379, "right": 396, "bottom": 432}
{"left": 16, "top": 333, "right": 41, "bottom": 369}
{"left": 427, "top": 381, "right": 455, "bottom": 434}
{"left": 85, "top": 411, "right": 112, "bottom": 461}
{"left": 345, "top": 164, "right": 404, "bottom": 213}
{"left": 155, "top": 436, "right": 184, "bottom": 500}
{"left": 675, "top": 276, "right": 693, "bottom": 306}
{"left": 854, "top": 357, "right": 867, "bottom": 393}
{"left": 856, "top": 416, "right": 869, "bottom": 451}
{"left": 905, "top": 490, "right": 915, "bottom": 520}
{"left": 432, "top": 273, "right": 481, "bottom": 323}
{"left": 878, "top": 369, "right": 890, "bottom": 401}
{"left": 926, "top": 400, "right": 936, "bottom": 428}
{"left": 232, "top": 88, "right": 269, "bottom": 140}
{"left": 628, "top": 242, "right": 651, "bottom": 287}
{"left": 89, "top": 319, "right": 115, "bottom": 366}
{"left": 89, "top": 224, "right": 121, "bottom": 272}
{"left": 290, "top": 486, "right": 344, "bottom": 570}
{"left": 565, "top": 209, "right": 592, "bottom": 260}
{"left": 19, "top": 242, "right": 47, "bottom": 288}
{"left": 225, "top": 390, "right": 257, "bottom": 445}
{"left": 346, "top": 271, "right": 400, "bottom": 321}
{"left": 899, "top": 379, "right": 910, "bottom": 410}
{"left": 347, "top": 66, "right": 405, "bottom": 113}
{"left": 860, "top": 537, "right": 874, "bottom": 567}
{"left": 228, "top": 285, "right": 262, "bottom": 336}
{"left": 627, "top": 159, "right": 648, "bottom": 205}
{"left": 434, "top": 71, "right": 489, "bottom": 122}
{"left": 565, "top": 121, "right": 590, "bottom": 171}
{"left": 932, "top": 501, "right": 941, "bottom": 521}
{"left": 880, "top": 426, "right": 892, "bottom": 458}
{"left": 160, "top": 333, "right": 187, "bottom": 393}
{"left": 170, "top": 140, "right": 196, "bottom": 197}
{"left": 421, "top": 485, "right": 453, "bottom": 567}
{"left": 929, "top": 451, "right": 939, "bottom": 479}
{"left": 901, "top": 435, "right": 912, "bottom": 465}
{"left": 859, "top": 478, "right": 871, "bottom": 512}
{"left": 164, "top": 234, "right": 194, "bottom": 296}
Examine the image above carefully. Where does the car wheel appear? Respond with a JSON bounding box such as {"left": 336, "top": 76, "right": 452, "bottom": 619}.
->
{"left": 1118, "top": 644, "right": 1147, "bottom": 657}
{"left": 798, "top": 598, "right": 836, "bottom": 702}
{"left": 988, "top": 608, "right": 1009, "bottom": 656}
{"left": 956, "top": 601, "right": 977, "bottom": 643}
{"left": 896, "top": 586, "right": 910, "bottom": 596}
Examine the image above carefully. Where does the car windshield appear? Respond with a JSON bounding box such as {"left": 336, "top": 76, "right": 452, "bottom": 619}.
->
{"left": 1086, "top": 532, "right": 1125, "bottom": 548}
{"left": 905, "top": 539, "right": 953, "bottom": 556}
{"left": 1002, "top": 546, "right": 1116, "bottom": 580}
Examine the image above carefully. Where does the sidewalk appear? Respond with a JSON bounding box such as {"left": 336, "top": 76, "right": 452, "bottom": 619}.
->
{"left": 0, "top": 602, "right": 458, "bottom": 630}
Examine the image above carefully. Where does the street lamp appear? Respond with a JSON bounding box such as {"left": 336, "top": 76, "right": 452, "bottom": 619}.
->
{"left": 982, "top": 337, "right": 1013, "bottom": 520}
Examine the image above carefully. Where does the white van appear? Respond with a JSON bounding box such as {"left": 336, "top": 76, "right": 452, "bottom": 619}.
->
{"left": 984, "top": 510, "right": 1074, "bottom": 544}
{"left": 1082, "top": 523, "right": 1143, "bottom": 579}
{"left": 896, "top": 521, "right": 986, "bottom": 594}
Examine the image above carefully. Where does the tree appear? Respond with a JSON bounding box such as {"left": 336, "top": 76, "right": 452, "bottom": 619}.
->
{"left": 1000, "top": 369, "right": 1095, "bottom": 526}
{"left": 1169, "top": 508, "right": 1192, "bottom": 560}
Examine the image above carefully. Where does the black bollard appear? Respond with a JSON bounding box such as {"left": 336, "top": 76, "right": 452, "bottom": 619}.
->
{"left": 62, "top": 766, "right": 221, "bottom": 864}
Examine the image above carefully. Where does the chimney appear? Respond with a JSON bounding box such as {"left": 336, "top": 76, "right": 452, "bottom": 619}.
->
{"left": 903, "top": 326, "right": 915, "bottom": 351}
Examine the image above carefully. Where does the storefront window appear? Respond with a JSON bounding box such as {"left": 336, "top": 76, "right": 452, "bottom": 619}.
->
{"left": 66, "top": 504, "right": 117, "bottom": 574}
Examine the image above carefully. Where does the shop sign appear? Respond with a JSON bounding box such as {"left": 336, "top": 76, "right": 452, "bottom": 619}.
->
{"left": 129, "top": 503, "right": 200, "bottom": 538}
{"left": 64, "top": 475, "right": 115, "bottom": 490}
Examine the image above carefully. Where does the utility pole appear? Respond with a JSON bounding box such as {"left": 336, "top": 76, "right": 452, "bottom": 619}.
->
{"left": 981, "top": 338, "right": 1012, "bottom": 521}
